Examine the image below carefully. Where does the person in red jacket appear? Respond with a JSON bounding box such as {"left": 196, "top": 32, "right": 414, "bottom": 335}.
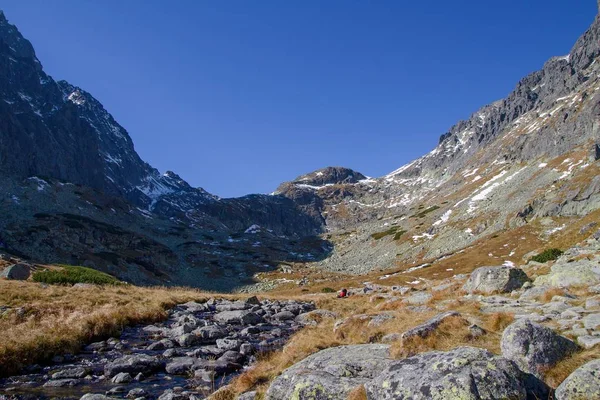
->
{"left": 337, "top": 288, "right": 348, "bottom": 298}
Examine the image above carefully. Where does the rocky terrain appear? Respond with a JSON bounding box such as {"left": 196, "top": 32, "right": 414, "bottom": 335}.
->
{"left": 4, "top": 2, "right": 600, "bottom": 400}
{"left": 0, "top": 297, "right": 315, "bottom": 400}
{"left": 4, "top": 2, "right": 600, "bottom": 292}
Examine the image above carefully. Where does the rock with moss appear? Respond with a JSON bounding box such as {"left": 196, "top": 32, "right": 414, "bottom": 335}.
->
{"left": 501, "top": 319, "right": 578, "bottom": 379}
{"left": 555, "top": 359, "right": 600, "bottom": 400}
{"left": 463, "top": 266, "right": 530, "bottom": 294}
{"left": 534, "top": 257, "right": 600, "bottom": 287}
{"left": 366, "top": 347, "right": 549, "bottom": 399}
{"left": 265, "top": 344, "right": 393, "bottom": 400}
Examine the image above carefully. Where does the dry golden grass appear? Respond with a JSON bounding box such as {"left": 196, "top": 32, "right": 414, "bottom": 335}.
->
{"left": 545, "top": 347, "right": 600, "bottom": 388}
{"left": 347, "top": 385, "right": 368, "bottom": 400}
{"left": 483, "top": 312, "right": 515, "bottom": 333}
{"left": 0, "top": 280, "right": 221, "bottom": 376}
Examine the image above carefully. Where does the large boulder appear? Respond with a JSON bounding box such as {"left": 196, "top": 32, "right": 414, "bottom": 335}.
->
{"left": 104, "top": 354, "right": 164, "bottom": 378}
{"left": 366, "top": 347, "right": 549, "bottom": 400}
{"left": 463, "top": 266, "right": 530, "bottom": 294}
{"left": 0, "top": 263, "right": 31, "bottom": 280}
{"left": 534, "top": 258, "right": 600, "bottom": 287}
{"left": 555, "top": 359, "right": 600, "bottom": 400}
{"left": 265, "top": 344, "right": 394, "bottom": 400}
{"left": 501, "top": 319, "right": 578, "bottom": 379}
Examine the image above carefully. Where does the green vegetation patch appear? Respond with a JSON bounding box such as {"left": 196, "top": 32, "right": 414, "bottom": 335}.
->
{"left": 32, "top": 265, "right": 121, "bottom": 286}
{"left": 529, "top": 248, "right": 564, "bottom": 263}
{"left": 321, "top": 287, "right": 336, "bottom": 293}
{"left": 412, "top": 205, "right": 440, "bottom": 219}
{"left": 393, "top": 230, "right": 407, "bottom": 240}
{"left": 371, "top": 226, "right": 407, "bottom": 241}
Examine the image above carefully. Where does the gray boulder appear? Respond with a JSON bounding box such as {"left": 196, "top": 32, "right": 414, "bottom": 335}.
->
{"left": 555, "top": 359, "right": 600, "bottom": 400}
{"left": 213, "top": 310, "right": 263, "bottom": 325}
{"left": 80, "top": 395, "right": 115, "bottom": 400}
{"left": 400, "top": 311, "right": 463, "bottom": 342}
{"left": 265, "top": 344, "right": 393, "bottom": 400}
{"left": 366, "top": 347, "right": 549, "bottom": 399}
{"left": 295, "top": 309, "right": 338, "bottom": 326}
{"left": 463, "top": 266, "right": 530, "bottom": 294}
{"left": 0, "top": 263, "right": 31, "bottom": 280}
{"left": 534, "top": 258, "right": 600, "bottom": 287}
{"left": 51, "top": 367, "right": 90, "bottom": 380}
{"left": 111, "top": 372, "right": 132, "bottom": 384}
{"left": 501, "top": 319, "right": 578, "bottom": 378}
{"left": 104, "top": 354, "right": 164, "bottom": 378}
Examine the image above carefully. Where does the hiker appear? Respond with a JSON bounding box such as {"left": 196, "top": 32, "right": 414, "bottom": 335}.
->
{"left": 337, "top": 288, "right": 348, "bottom": 298}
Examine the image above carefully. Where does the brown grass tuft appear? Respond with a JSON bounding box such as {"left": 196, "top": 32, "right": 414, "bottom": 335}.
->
{"left": 347, "top": 385, "right": 368, "bottom": 400}
{"left": 544, "top": 347, "right": 600, "bottom": 388}
{"left": 483, "top": 312, "right": 515, "bottom": 333}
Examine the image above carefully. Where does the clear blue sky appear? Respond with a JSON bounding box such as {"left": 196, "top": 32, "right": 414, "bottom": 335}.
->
{"left": 1, "top": 1, "right": 597, "bottom": 197}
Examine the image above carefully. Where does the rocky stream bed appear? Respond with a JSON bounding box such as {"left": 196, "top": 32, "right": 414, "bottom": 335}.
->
{"left": 0, "top": 298, "right": 315, "bottom": 400}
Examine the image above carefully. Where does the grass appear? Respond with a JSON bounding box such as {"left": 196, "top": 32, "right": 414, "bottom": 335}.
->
{"left": 412, "top": 205, "right": 440, "bottom": 219}
{"left": 529, "top": 248, "right": 564, "bottom": 263}
{"left": 32, "top": 265, "right": 121, "bottom": 286}
{"left": 371, "top": 226, "right": 407, "bottom": 241}
{"left": 0, "top": 280, "right": 214, "bottom": 376}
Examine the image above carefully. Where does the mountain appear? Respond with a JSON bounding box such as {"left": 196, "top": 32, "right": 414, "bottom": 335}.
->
{"left": 2, "top": 5, "right": 600, "bottom": 291}
{"left": 0, "top": 10, "right": 329, "bottom": 291}
{"left": 273, "top": 4, "right": 600, "bottom": 276}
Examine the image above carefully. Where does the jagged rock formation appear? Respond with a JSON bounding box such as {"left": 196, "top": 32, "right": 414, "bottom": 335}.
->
{"left": 3, "top": 4, "right": 600, "bottom": 288}
{"left": 0, "top": 10, "right": 330, "bottom": 290}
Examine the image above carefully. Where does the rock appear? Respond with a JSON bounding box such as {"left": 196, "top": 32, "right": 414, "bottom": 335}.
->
{"left": 577, "top": 335, "right": 600, "bottom": 349}
{"left": 80, "top": 395, "right": 114, "bottom": 400}
{"left": 520, "top": 286, "right": 551, "bottom": 300}
{"left": 194, "top": 325, "right": 226, "bottom": 342}
{"left": 245, "top": 296, "right": 261, "bottom": 305}
{"left": 43, "top": 378, "right": 80, "bottom": 387}
{"left": 535, "top": 258, "right": 600, "bottom": 287}
{"left": 148, "top": 338, "right": 176, "bottom": 351}
{"left": 51, "top": 367, "right": 90, "bottom": 379}
{"left": 555, "top": 359, "right": 600, "bottom": 400}
{"left": 0, "top": 263, "right": 31, "bottom": 280}
{"left": 111, "top": 372, "right": 132, "bottom": 384}
{"left": 365, "top": 347, "right": 549, "bottom": 400}
{"left": 463, "top": 266, "right": 530, "bottom": 294}
{"left": 180, "top": 301, "right": 208, "bottom": 312}
{"left": 240, "top": 343, "right": 255, "bottom": 355}
{"left": 391, "top": 286, "right": 411, "bottom": 295}
{"left": 334, "top": 313, "right": 395, "bottom": 331}
{"left": 213, "top": 310, "right": 263, "bottom": 325}
{"left": 400, "top": 311, "right": 464, "bottom": 342}
{"left": 126, "top": 388, "right": 147, "bottom": 398}
{"left": 265, "top": 344, "right": 393, "bottom": 400}
{"left": 165, "top": 357, "right": 198, "bottom": 375}
{"left": 501, "top": 319, "right": 578, "bottom": 378}
{"left": 215, "top": 300, "right": 249, "bottom": 312}
{"left": 381, "top": 333, "right": 402, "bottom": 343}
{"left": 583, "top": 313, "right": 600, "bottom": 330}
{"left": 104, "top": 354, "right": 164, "bottom": 378}
{"left": 238, "top": 391, "right": 257, "bottom": 400}
{"left": 295, "top": 309, "right": 337, "bottom": 326}
{"left": 403, "top": 292, "right": 432, "bottom": 305}
{"left": 216, "top": 338, "right": 242, "bottom": 351}
{"left": 586, "top": 298, "right": 600, "bottom": 309}
{"left": 272, "top": 311, "right": 295, "bottom": 321}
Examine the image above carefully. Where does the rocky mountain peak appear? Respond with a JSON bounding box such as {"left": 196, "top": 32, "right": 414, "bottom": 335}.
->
{"left": 0, "top": 10, "right": 41, "bottom": 70}
{"left": 290, "top": 167, "right": 366, "bottom": 187}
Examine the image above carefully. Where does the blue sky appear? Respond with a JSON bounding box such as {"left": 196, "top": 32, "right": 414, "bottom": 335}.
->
{"left": 1, "top": 1, "right": 597, "bottom": 197}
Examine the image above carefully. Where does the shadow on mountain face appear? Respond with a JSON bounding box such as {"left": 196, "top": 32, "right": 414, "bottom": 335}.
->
{"left": 0, "top": 179, "right": 333, "bottom": 292}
